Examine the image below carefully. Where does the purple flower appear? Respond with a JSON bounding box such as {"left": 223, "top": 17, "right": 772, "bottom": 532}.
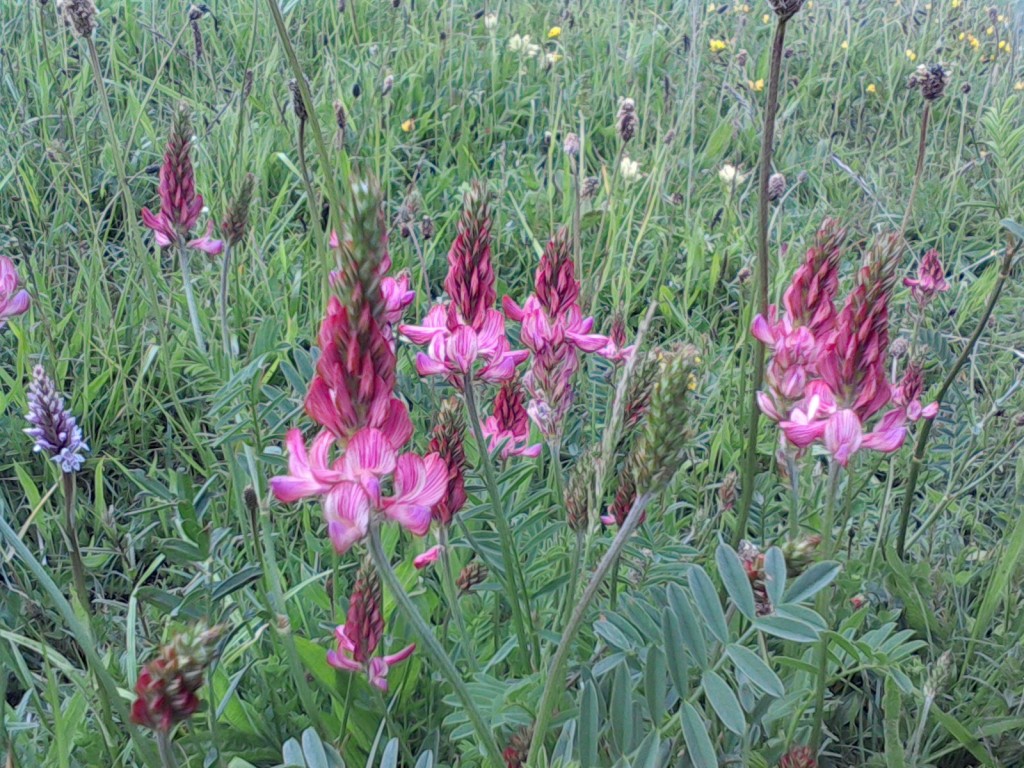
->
{"left": 24, "top": 366, "right": 88, "bottom": 473}
{"left": 0, "top": 256, "right": 31, "bottom": 328}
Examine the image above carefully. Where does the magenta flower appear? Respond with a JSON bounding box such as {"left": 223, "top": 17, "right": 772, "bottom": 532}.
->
{"left": 503, "top": 228, "right": 631, "bottom": 437}
{"left": 903, "top": 249, "right": 949, "bottom": 306}
{"left": 140, "top": 105, "right": 223, "bottom": 256}
{"left": 271, "top": 427, "right": 446, "bottom": 553}
{"left": 892, "top": 363, "right": 939, "bottom": 422}
{"left": 482, "top": 378, "right": 542, "bottom": 459}
{"left": 328, "top": 566, "right": 415, "bottom": 691}
{"left": 0, "top": 256, "right": 30, "bottom": 328}
{"left": 401, "top": 183, "right": 526, "bottom": 388}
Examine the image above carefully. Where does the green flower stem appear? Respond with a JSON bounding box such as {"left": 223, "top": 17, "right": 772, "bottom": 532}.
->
{"left": 440, "top": 526, "right": 478, "bottom": 672}
{"left": 61, "top": 472, "right": 90, "bottom": 614}
{"left": 462, "top": 374, "right": 538, "bottom": 670}
{"left": 366, "top": 523, "right": 505, "bottom": 766}
{"left": 156, "top": 731, "right": 178, "bottom": 768}
{"left": 896, "top": 237, "right": 1020, "bottom": 559}
{"left": 734, "top": 16, "right": 790, "bottom": 547}
{"left": 810, "top": 462, "right": 842, "bottom": 754}
{"left": 178, "top": 244, "right": 207, "bottom": 354}
{"left": 220, "top": 243, "right": 234, "bottom": 362}
{"left": 527, "top": 492, "right": 652, "bottom": 765}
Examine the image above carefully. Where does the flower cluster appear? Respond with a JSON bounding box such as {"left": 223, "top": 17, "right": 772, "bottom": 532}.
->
{"left": 131, "top": 624, "right": 224, "bottom": 732}
{"left": 24, "top": 366, "right": 89, "bottom": 473}
{"left": 401, "top": 183, "right": 526, "bottom": 388}
{"left": 904, "top": 248, "right": 949, "bottom": 307}
{"left": 141, "top": 104, "right": 223, "bottom": 256}
{"left": 482, "top": 378, "right": 541, "bottom": 458}
{"left": 753, "top": 222, "right": 940, "bottom": 467}
{"left": 272, "top": 180, "right": 446, "bottom": 554}
{"left": 0, "top": 256, "right": 30, "bottom": 329}
{"left": 327, "top": 560, "right": 414, "bottom": 691}
{"left": 504, "top": 227, "right": 632, "bottom": 437}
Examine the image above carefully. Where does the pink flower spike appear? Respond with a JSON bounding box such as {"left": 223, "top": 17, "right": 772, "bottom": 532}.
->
{"left": 0, "top": 256, "right": 31, "bottom": 326}
{"left": 414, "top": 545, "right": 443, "bottom": 569}
{"left": 904, "top": 249, "right": 949, "bottom": 306}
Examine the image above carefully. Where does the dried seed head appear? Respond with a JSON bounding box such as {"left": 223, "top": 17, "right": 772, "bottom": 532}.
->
{"left": 420, "top": 215, "right": 435, "bottom": 240}
{"left": 718, "top": 470, "right": 738, "bottom": 511}
{"left": 382, "top": 74, "right": 394, "bottom": 96}
{"left": 737, "top": 266, "right": 752, "bottom": 284}
{"left": 243, "top": 486, "right": 259, "bottom": 515}
{"left": 913, "top": 63, "right": 950, "bottom": 101}
{"left": 767, "top": 0, "right": 805, "bottom": 21}
{"left": 736, "top": 48, "right": 749, "bottom": 67}
{"left": 617, "top": 98, "right": 638, "bottom": 144}
{"left": 565, "top": 448, "right": 597, "bottom": 532}
{"left": 767, "top": 173, "right": 787, "bottom": 202}
{"left": 242, "top": 70, "right": 254, "bottom": 101}
{"left": 663, "top": 128, "right": 677, "bottom": 146}
{"left": 191, "top": 20, "right": 204, "bottom": 60}
{"left": 221, "top": 173, "right": 255, "bottom": 247}
{"left": 563, "top": 132, "right": 580, "bottom": 157}
{"left": 289, "top": 79, "right": 308, "bottom": 122}
{"left": 456, "top": 561, "right": 488, "bottom": 593}
{"left": 631, "top": 344, "right": 701, "bottom": 491}
{"left": 59, "top": 0, "right": 98, "bottom": 38}
{"left": 333, "top": 100, "right": 347, "bottom": 148}
{"left": 890, "top": 337, "right": 909, "bottom": 360}
{"left": 581, "top": 176, "right": 600, "bottom": 199}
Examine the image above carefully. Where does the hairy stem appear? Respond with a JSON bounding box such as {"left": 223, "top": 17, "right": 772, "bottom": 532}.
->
{"left": 156, "top": 731, "right": 178, "bottom": 768}
{"left": 366, "top": 523, "right": 505, "bottom": 766}
{"left": 900, "top": 102, "right": 931, "bottom": 236}
{"left": 178, "top": 244, "right": 207, "bottom": 354}
{"left": 440, "top": 526, "right": 478, "bottom": 671}
{"left": 463, "top": 375, "right": 538, "bottom": 670}
{"left": 734, "top": 17, "right": 789, "bottom": 546}
{"left": 527, "top": 492, "right": 652, "bottom": 765}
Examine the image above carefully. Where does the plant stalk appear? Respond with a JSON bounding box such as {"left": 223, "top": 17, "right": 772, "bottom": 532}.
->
{"left": 366, "top": 523, "right": 505, "bottom": 766}
{"left": 734, "top": 17, "right": 789, "bottom": 547}
{"left": 220, "top": 243, "right": 234, "bottom": 361}
{"left": 810, "top": 462, "right": 842, "bottom": 754}
{"left": 178, "top": 244, "right": 207, "bottom": 354}
{"left": 527, "top": 492, "right": 652, "bottom": 765}
{"left": 896, "top": 238, "right": 1020, "bottom": 558}
{"left": 61, "top": 472, "right": 90, "bottom": 613}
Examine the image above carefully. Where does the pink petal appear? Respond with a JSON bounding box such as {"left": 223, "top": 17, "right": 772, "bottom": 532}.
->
{"left": 188, "top": 222, "right": 225, "bottom": 255}
{"left": 781, "top": 419, "right": 827, "bottom": 448}
{"left": 862, "top": 422, "right": 907, "bottom": 453}
{"left": 379, "top": 397, "right": 414, "bottom": 450}
{"left": 382, "top": 643, "right": 415, "bottom": 666}
{"left": 920, "top": 402, "right": 939, "bottom": 419}
{"left": 326, "top": 650, "right": 361, "bottom": 672}
{"left": 414, "top": 545, "right": 443, "bottom": 569}
{"left": 567, "top": 330, "right": 613, "bottom": 353}
{"left": 447, "top": 326, "right": 480, "bottom": 372}
{"left": 502, "top": 295, "right": 525, "bottom": 322}
{"left": 824, "top": 410, "right": 863, "bottom": 467}
{"left": 756, "top": 391, "right": 781, "bottom": 421}
{"left": 269, "top": 429, "right": 332, "bottom": 503}
{"left": 343, "top": 428, "right": 398, "bottom": 479}
{"left": 415, "top": 352, "right": 450, "bottom": 377}
{"left": 384, "top": 454, "right": 447, "bottom": 536}
{"left": 1, "top": 289, "right": 31, "bottom": 319}
{"left": 323, "top": 483, "right": 370, "bottom": 553}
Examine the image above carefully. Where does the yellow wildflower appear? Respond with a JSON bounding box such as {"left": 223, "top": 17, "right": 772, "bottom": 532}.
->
{"left": 762, "top": 13, "right": 771, "bottom": 22}
{"left": 998, "top": 14, "right": 1006, "bottom": 22}
{"left": 806, "top": 1, "right": 813, "bottom": 7}
{"left": 986, "top": 25, "right": 994, "bottom": 35}
{"left": 707, "top": 2, "right": 716, "bottom": 10}
{"left": 709, "top": 38, "right": 727, "bottom": 53}
{"left": 748, "top": 78, "right": 765, "bottom": 92}
{"left": 841, "top": 40, "right": 849, "bottom": 50}
{"left": 906, "top": 49, "right": 917, "bottom": 61}
{"left": 970, "top": 37, "right": 980, "bottom": 49}
{"left": 867, "top": 83, "right": 877, "bottom": 93}
{"left": 1015, "top": 81, "right": 1024, "bottom": 91}
{"left": 951, "top": 0, "right": 961, "bottom": 7}
{"left": 547, "top": 26, "right": 561, "bottom": 39}
{"left": 958, "top": 32, "right": 966, "bottom": 40}
{"left": 401, "top": 118, "right": 415, "bottom": 132}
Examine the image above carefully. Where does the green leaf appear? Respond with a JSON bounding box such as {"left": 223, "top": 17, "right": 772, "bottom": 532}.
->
{"left": 999, "top": 218, "right": 1024, "bottom": 243}
{"left": 629, "top": 732, "right": 662, "bottom": 768}
{"left": 680, "top": 703, "right": 717, "bottom": 768}
{"left": 725, "top": 644, "right": 784, "bottom": 698}
{"left": 931, "top": 706, "right": 997, "bottom": 767}
{"left": 644, "top": 645, "right": 667, "bottom": 723}
{"left": 413, "top": 751, "right": 434, "bottom": 768}
{"left": 701, "top": 670, "right": 746, "bottom": 735}
{"left": 763, "top": 547, "right": 787, "bottom": 608}
{"left": 882, "top": 678, "right": 906, "bottom": 768}
{"left": 754, "top": 615, "right": 821, "bottom": 643}
{"left": 688, "top": 566, "right": 729, "bottom": 644}
{"left": 662, "top": 608, "right": 690, "bottom": 697}
{"left": 610, "top": 661, "right": 635, "bottom": 753}
{"left": 379, "top": 739, "right": 399, "bottom": 768}
{"left": 211, "top": 566, "right": 264, "bottom": 603}
{"left": 579, "top": 682, "right": 600, "bottom": 767}
{"left": 782, "top": 561, "right": 841, "bottom": 604}
{"left": 667, "top": 584, "right": 708, "bottom": 668}
{"left": 716, "top": 544, "right": 756, "bottom": 619}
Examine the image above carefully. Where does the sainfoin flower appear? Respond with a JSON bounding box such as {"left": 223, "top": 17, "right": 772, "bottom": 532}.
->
{"left": 776, "top": 231, "right": 911, "bottom": 466}
{"left": 903, "top": 248, "right": 949, "bottom": 306}
{"left": 327, "top": 562, "right": 414, "bottom": 690}
{"left": 271, "top": 178, "right": 446, "bottom": 553}
{"left": 141, "top": 104, "right": 223, "bottom": 256}
{"left": 429, "top": 398, "right": 468, "bottom": 526}
{"left": 504, "top": 227, "right": 632, "bottom": 437}
{"left": 482, "top": 378, "right": 542, "bottom": 458}
{"left": 0, "top": 256, "right": 31, "bottom": 328}
{"left": 24, "top": 366, "right": 88, "bottom": 473}
{"left": 400, "top": 183, "right": 527, "bottom": 387}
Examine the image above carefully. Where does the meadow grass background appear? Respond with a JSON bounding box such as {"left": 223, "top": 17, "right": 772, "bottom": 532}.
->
{"left": 1, "top": 0, "right": 1024, "bottom": 766}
